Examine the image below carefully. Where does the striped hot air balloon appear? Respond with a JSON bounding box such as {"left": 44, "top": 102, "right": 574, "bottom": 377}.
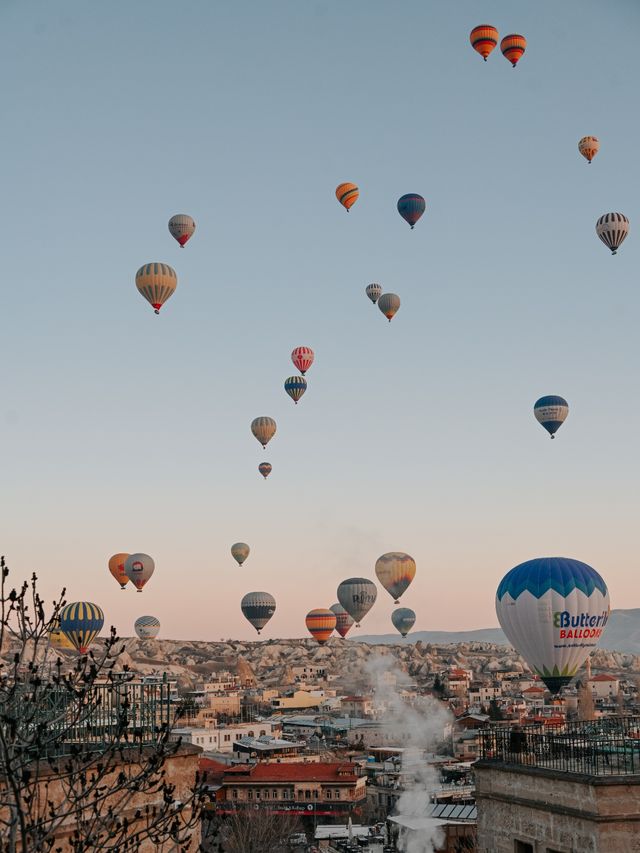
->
{"left": 231, "top": 543, "right": 250, "bottom": 566}
{"left": 168, "top": 214, "right": 196, "bottom": 247}
{"left": 596, "top": 213, "right": 629, "bottom": 255}
{"left": 49, "top": 619, "right": 75, "bottom": 651}
{"left": 397, "top": 194, "right": 425, "bottom": 229}
{"left": 108, "top": 553, "right": 130, "bottom": 590}
{"left": 124, "top": 553, "right": 155, "bottom": 592}
{"left": 500, "top": 33, "right": 527, "bottom": 67}
{"left": 365, "top": 283, "right": 383, "bottom": 304}
{"left": 336, "top": 182, "right": 359, "bottom": 211}
{"left": 291, "top": 346, "right": 314, "bottom": 375}
{"left": 330, "top": 602, "right": 354, "bottom": 639}
{"left": 258, "top": 462, "right": 272, "bottom": 480}
{"left": 377, "top": 293, "right": 400, "bottom": 322}
{"left": 284, "top": 376, "right": 307, "bottom": 404}
{"left": 305, "top": 608, "right": 337, "bottom": 645}
{"left": 470, "top": 25, "right": 499, "bottom": 61}
{"left": 59, "top": 602, "right": 104, "bottom": 654}
{"left": 134, "top": 615, "right": 161, "bottom": 640}
{"left": 241, "top": 591, "right": 276, "bottom": 634}
{"left": 375, "top": 552, "right": 416, "bottom": 603}
{"left": 337, "top": 578, "right": 377, "bottom": 627}
{"left": 251, "top": 417, "right": 277, "bottom": 448}
{"left": 534, "top": 396, "right": 569, "bottom": 439}
{"left": 392, "top": 607, "right": 416, "bottom": 638}
{"left": 578, "top": 136, "right": 599, "bottom": 164}
{"left": 135, "top": 263, "right": 177, "bottom": 314}
{"left": 496, "top": 557, "right": 610, "bottom": 693}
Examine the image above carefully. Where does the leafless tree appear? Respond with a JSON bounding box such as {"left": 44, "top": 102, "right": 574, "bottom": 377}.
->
{"left": 214, "top": 808, "right": 303, "bottom": 853}
{"left": 0, "top": 557, "right": 205, "bottom": 852}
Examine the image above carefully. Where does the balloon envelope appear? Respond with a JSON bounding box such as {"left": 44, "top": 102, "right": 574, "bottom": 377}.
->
{"left": 291, "top": 346, "right": 314, "bottom": 375}
{"left": 392, "top": 607, "right": 416, "bottom": 638}
{"left": 366, "top": 283, "right": 382, "bottom": 304}
{"left": 251, "top": 417, "right": 277, "bottom": 448}
{"left": 470, "top": 25, "right": 499, "bottom": 60}
{"left": 500, "top": 33, "right": 526, "bottom": 67}
{"left": 534, "top": 396, "right": 569, "bottom": 439}
{"left": 135, "top": 263, "right": 177, "bottom": 314}
{"left": 375, "top": 552, "right": 416, "bottom": 603}
{"left": 596, "top": 213, "right": 629, "bottom": 255}
{"left": 397, "top": 194, "right": 425, "bottom": 229}
{"left": 49, "top": 620, "right": 75, "bottom": 651}
{"left": 578, "top": 136, "right": 599, "bottom": 164}
{"left": 168, "top": 214, "right": 196, "bottom": 247}
{"left": 305, "top": 608, "right": 337, "bottom": 645}
{"left": 496, "top": 557, "right": 610, "bottom": 693}
{"left": 330, "top": 603, "right": 355, "bottom": 638}
{"left": 108, "top": 553, "right": 130, "bottom": 589}
{"left": 125, "top": 553, "right": 155, "bottom": 592}
{"left": 241, "top": 591, "right": 276, "bottom": 634}
{"left": 377, "top": 293, "right": 400, "bottom": 322}
{"left": 258, "top": 462, "right": 272, "bottom": 479}
{"left": 135, "top": 615, "right": 160, "bottom": 640}
{"left": 59, "top": 602, "right": 104, "bottom": 654}
{"left": 284, "top": 376, "right": 307, "bottom": 404}
{"left": 336, "top": 182, "right": 359, "bottom": 211}
{"left": 231, "top": 543, "right": 250, "bottom": 566}
{"left": 337, "top": 578, "right": 377, "bottom": 627}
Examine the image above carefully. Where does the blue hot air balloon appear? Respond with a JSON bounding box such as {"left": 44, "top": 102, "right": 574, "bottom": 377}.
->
{"left": 59, "top": 602, "right": 105, "bottom": 654}
{"left": 391, "top": 607, "right": 416, "bottom": 638}
{"left": 397, "top": 194, "right": 426, "bottom": 229}
{"left": 496, "top": 557, "right": 610, "bottom": 694}
{"left": 534, "top": 396, "right": 569, "bottom": 439}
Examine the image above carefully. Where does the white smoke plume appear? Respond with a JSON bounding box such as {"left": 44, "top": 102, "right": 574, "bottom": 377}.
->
{"left": 363, "top": 651, "right": 452, "bottom": 853}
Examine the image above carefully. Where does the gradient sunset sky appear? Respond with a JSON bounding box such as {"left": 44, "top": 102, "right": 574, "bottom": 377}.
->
{"left": 1, "top": 0, "right": 638, "bottom": 641}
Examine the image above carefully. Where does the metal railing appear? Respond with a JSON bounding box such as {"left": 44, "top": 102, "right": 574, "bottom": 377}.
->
{"left": 479, "top": 717, "right": 640, "bottom": 776}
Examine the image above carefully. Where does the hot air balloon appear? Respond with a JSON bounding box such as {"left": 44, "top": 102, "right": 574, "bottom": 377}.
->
{"left": 470, "top": 25, "right": 499, "bottom": 61}
{"left": 231, "top": 542, "right": 250, "bottom": 567}
{"left": 259, "top": 462, "right": 272, "bottom": 480}
{"left": 336, "top": 182, "right": 359, "bottom": 212}
{"left": 251, "top": 417, "right": 277, "bottom": 449}
{"left": 291, "top": 346, "right": 314, "bottom": 375}
{"left": 168, "top": 214, "right": 196, "bottom": 247}
{"left": 496, "top": 557, "right": 610, "bottom": 694}
{"left": 337, "top": 578, "right": 377, "bottom": 627}
{"left": 108, "top": 553, "right": 130, "bottom": 590}
{"left": 49, "top": 619, "right": 75, "bottom": 651}
{"left": 378, "top": 293, "right": 400, "bottom": 322}
{"left": 500, "top": 34, "right": 526, "bottom": 67}
{"left": 392, "top": 607, "right": 416, "bottom": 638}
{"left": 305, "top": 608, "right": 337, "bottom": 645}
{"left": 284, "top": 376, "right": 307, "bottom": 404}
{"left": 375, "top": 552, "right": 416, "bottom": 603}
{"left": 135, "top": 263, "right": 177, "bottom": 314}
{"left": 534, "top": 396, "right": 569, "bottom": 439}
{"left": 124, "top": 553, "right": 155, "bottom": 592}
{"left": 59, "top": 602, "right": 104, "bottom": 654}
{"left": 596, "top": 213, "right": 629, "bottom": 255}
{"left": 241, "top": 591, "right": 276, "bottom": 634}
{"left": 578, "top": 136, "right": 599, "bottom": 164}
{"left": 366, "top": 283, "right": 382, "bottom": 304}
{"left": 135, "top": 615, "right": 161, "bottom": 640}
{"left": 330, "top": 602, "right": 354, "bottom": 639}
{"left": 397, "top": 194, "right": 425, "bottom": 229}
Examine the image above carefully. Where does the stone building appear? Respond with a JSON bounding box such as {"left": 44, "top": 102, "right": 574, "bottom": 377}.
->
{"left": 475, "top": 717, "right": 640, "bottom": 852}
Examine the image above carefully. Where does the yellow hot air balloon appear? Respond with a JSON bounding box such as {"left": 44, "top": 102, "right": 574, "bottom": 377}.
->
{"left": 135, "top": 263, "right": 177, "bottom": 314}
{"left": 251, "top": 417, "right": 277, "bottom": 449}
{"left": 49, "top": 619, "right": 75, "bottom": 651}
{"left": 108, "top": 553, "right": 130, "bottom": 590}
{"left": 375, "top": 552, "right": 416, "bottom": 604}
{"left": 335, "top": 182, "right": 359, "bottom": 212}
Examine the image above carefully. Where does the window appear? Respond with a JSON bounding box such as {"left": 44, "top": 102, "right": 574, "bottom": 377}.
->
{"left": 283, "top": 790, "right": 289, "bottom": 799}
{"left": 224, "top": 735, "right": 231, "bottom": 742}
{"left": 514, "top": 843, "right": 533, "bottom": 853}
{"left": 248, "top": 790, "right": 253, "bottom": 800}
{"left": 305, "top": 789, "right": 311, "bottom": 799}
{"left": 232, "top": 789, "right": 237, "bottom": 800}
{"left": 272, "top": 789, "right": 277, "bottom": 799}
{"left": 327, "top": 790, "right": 332, "bottom": 800}
{"left": 260, "top": 730, "right": 266, "bottom": 736}
{"left": 334, "top": 789, "right": 341, "bottom": 800}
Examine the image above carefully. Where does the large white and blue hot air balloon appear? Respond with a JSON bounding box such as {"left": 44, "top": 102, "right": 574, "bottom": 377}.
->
{"left": 496, "top": 557, "right": 610, "bottom": 694}
{"left": 533, "top": 395, "right": 569, "bottom": 439}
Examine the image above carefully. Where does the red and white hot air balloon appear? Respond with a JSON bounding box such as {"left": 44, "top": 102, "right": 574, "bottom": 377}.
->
{"left": 291, "top": 346, "right": 314, "bottom": 376}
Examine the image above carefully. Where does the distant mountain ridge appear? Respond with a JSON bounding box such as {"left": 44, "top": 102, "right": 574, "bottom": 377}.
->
{"left": 355, "top": 608, "right": 640, "bottom": 654}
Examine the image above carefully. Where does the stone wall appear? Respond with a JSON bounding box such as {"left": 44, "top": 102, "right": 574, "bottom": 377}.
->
{"left": 475, "top": 760, "right": 640, "bottom": 853}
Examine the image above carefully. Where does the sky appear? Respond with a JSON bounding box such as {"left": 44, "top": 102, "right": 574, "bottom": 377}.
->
{"left": 0, "top": 0, "right": 638, "bottom": 641}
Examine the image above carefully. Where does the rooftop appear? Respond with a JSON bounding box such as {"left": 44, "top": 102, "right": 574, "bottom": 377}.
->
{"left": 220, "top": 761, "right": 360, "bottom": 783}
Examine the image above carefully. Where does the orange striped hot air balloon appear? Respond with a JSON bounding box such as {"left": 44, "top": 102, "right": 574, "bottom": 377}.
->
{"left": 501, "top": 34, "right": 526, "bottom": 67}
{"left": 335, "top": 182, "right": 359, "bottom": 212}
{"left": 305, "top": 608, "right": 337, "bottom": 645}
{"left": 470, "top": 25, "right": 499, "bottom": 61}
{"left": 578, "top": 136, "right": 600, "bottom": 164}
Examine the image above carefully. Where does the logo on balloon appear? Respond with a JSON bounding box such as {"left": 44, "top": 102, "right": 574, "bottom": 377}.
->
{"left": 131, "top": 561, "right": 144, "bottom": 574}
{"left": 554, "top": 609, "right": 609, "bottom": 639}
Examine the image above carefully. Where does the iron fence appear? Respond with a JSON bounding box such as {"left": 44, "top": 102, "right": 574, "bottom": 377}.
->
{"left": 480, "top": 716, "right": 640, "bottom": 776}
